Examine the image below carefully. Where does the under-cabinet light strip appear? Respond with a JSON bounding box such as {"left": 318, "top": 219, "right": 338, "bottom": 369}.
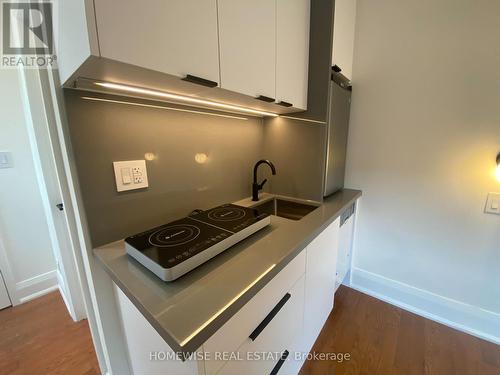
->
{"left": 92, "top": 81, "right": 279, "bottom": 118}
{"left": 279, "top": 115, "right": 327, "bottom": 125}
{"left": 179, "top": 264, "right": 276, "bottom": 347}
{"left": 80, "top": 96, "right": 249, "bottom": 121}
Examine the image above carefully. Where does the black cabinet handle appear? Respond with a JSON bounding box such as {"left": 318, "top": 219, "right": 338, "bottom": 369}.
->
{"left": 56, "top": 203, "right": 64, "bottom": 211}
{"left": 181, "top": 74, "right": 218, "bottom": 88}
{"left": 270, "top": 350, "right": 289, "bottom": 375}
{"left": 249, "top": 293, "right": 291, "bottom": 341}
{"left": 256, "top": 95, "right": 275, "bottom": 103}
{"left": 276, "top": 101, "right": 293, "bottom": 107}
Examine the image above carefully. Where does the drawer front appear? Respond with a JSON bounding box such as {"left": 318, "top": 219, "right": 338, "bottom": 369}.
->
{"left": 204, "top": 251, "right": 306, "bottom": 375}
{"left": 217, "top": 275, "right": 305, "bottom": 375}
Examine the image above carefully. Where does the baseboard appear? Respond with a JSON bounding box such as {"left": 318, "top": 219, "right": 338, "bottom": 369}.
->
{"left": 348, "top": 267, "right": 500, "bottom": 345}
{"left": 16, "top": 269, "right": 58, "bottom": 304}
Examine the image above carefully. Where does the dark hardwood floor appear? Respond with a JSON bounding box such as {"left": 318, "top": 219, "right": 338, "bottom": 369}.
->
{"left": 0, "top": 291, "right": 100, "bottom": 375}
{"left": 300, "top": 285, "right": 500, "bottom": 375}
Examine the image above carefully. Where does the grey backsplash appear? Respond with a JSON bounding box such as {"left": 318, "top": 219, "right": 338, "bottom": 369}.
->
{"left": 64, "top": 91, "right": 325, "bottom": 247}
{"left": 263, "top": 116, "right": 326, "bottom": 203}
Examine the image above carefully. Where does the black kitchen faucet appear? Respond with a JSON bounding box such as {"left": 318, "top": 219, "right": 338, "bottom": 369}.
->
{"left": 252, "top": 159, "right": 276, "bottom": 201}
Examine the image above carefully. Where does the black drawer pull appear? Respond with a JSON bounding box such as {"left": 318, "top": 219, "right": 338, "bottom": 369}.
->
{"left": 256, "top": 95, "right": 275, "bottom": 103}
{"left": 181, "top": 74, "right": 218, "bottom": 88}
{"left": 270, "top": 350, "right": 289, "bottom": 375}
{"left": 276, "top": 101, "right": 293, "bottom": 107}
{"left": 249, "top": 293, "right": 291, "bottom": 341}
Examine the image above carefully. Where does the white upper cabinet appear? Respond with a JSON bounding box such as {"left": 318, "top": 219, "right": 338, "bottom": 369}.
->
{"left": 332, "top": 0, "right": 357, "bottom": 80}
{"left": 276, "top": 0, "right": 310, "bottom": 110}
{"left": 94, "top": 0, "right": 220, "bottom": 85}
{"left": 217, "top": 0, "right": 276, "bottom": 100}
{"left": 60, "top": 0, "right": 310, "bottom": 112}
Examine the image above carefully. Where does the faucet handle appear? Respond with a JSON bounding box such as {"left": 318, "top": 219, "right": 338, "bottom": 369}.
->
{"left": 259, "top": 179, "right": 268, "bottom": 189}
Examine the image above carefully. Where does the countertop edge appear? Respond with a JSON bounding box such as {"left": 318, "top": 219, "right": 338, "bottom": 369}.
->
{"left": 94, "top": 189, "right": 362, "bottom": 356}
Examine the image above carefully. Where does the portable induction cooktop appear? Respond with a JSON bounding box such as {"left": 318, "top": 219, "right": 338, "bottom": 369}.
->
{"left": 125, "top": 204, "right": 270, "bottom": 281}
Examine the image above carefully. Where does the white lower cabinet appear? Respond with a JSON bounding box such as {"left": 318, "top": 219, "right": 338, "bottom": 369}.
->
{"left": 216, "top": 275, "right": 305, "bottom": 375}
{"left": 114, "top": 216, "right": 344, "bottom": 375}
{"left": 336, "top": 205, "right": 356, "bottom": 290}
{"left": 114, "top": 285, "right": 204, "bottom": 375}
{"left": 303, "top": 218, "right": 340, "bottom": 353}
{"left": 204, "top": 251, "right": 306, "bottom": 375}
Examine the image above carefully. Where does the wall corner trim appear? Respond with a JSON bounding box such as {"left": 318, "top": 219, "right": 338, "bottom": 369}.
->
{"left": 348, "top": 267, "right": 500, "bottom": 345}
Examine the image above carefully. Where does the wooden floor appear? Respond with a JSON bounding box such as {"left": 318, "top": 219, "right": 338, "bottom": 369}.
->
{"left": 0, "top": 291, "right": 100, "bottom": 375}
{"left": 1, "top": 287, "right": 499, "bottom": 375}
{"left": 300, "top": 286, "right": 500, "bottom": 375}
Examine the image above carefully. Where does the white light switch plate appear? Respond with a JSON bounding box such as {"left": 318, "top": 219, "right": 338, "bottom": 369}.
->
{"left": 113, "top": 160, "right": 149, "bottom": 192}
{"left": 0, "top": 152, "right": 13, "bottom": 169}
{"left": 485, "top": 193, "right": 500, "bottom": 215}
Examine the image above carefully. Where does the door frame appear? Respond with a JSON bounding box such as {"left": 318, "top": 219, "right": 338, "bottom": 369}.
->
{"left": 21, "top": 66, "right": 133, "bottom": 375}
{"left": 0, "top": 233, "right": 15, "bottom": 306}
{"left": 17, "top": 67, "right": 87, "bottom": 321}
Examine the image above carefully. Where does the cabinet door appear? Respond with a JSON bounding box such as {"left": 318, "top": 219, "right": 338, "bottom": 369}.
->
{"left": 114, "top": 285, "right": 203, "bottom": 375}
{"left": 276, "top": 0, "right": 310, "bottom": 110}
{"left": 332, "top": 0, "right": 357, "bottom": 80}
{"left": 303, "top": 218, "right": 340, "bottom": 351}
{"left": 203, "top": 252, "right": 306, "bottom": 375}
{"left": 217, "top": 276, "right": 305, "bottom": 375}
{"left": 217, "top": 0, "right": 276, "bottom": 99}
{"left": 94, "top": 0, "right": 220, "bottom": 84}
{"left": 337, "top": 212, "right": 355, "bottom": 289}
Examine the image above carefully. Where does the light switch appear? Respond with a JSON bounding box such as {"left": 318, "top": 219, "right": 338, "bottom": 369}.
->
{"left": 121, "top": 168, "right": 132, "bottom": 184}
{"left": 0, "top": 152, "right": 12, "bottom": 169}
{"left": 113, "top": 160, "right": 149, "bottom": 192}
{"left": 485, "top": 193, "right": 500, "bottom": 215}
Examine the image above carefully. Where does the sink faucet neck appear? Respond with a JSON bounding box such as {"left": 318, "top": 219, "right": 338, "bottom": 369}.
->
{"left": 252, "top": 160, "right": 276, "bottom": 201}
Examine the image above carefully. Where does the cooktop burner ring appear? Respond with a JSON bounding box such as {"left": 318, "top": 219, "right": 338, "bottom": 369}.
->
{"left": 207, "top": 207, "right": 247, "bottom": 221}
{"left": 148, "top": 224, "right": 201, "bottom": 247}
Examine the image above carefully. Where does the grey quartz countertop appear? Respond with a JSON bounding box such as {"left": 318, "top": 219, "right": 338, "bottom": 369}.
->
{"left": 93, "top": 189, "right": 361, "bottom": 356}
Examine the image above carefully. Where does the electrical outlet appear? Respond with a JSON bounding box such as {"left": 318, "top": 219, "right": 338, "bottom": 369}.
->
{"left": 132, "top": 166, "right": 144, "bottom": 184}
{"left": 113, "top": 160, "right": 149, "bottom": 192}
{"left": 485, "top": 193, "right": 500, "bottom": 215}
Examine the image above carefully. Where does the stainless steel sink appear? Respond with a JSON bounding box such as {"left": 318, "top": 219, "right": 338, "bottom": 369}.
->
{"left": 252, "top": 198, "right": 319, "bottom": 221}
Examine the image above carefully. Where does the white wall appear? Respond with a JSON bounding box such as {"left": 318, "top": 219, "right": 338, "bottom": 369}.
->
{"left": 346, "top": 0, "right": 500, "bottom": 342}
{"left": 0, "top": 69, "right": 58, "bottom": 304}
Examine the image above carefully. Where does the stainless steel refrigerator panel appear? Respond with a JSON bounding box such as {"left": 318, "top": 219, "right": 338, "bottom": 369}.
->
{"left": 324, "top": 77, "right": 351, "bottom": 197}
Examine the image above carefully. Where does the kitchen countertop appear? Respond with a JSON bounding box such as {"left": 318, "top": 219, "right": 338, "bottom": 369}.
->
{"left": 93, "top": 189, "right": 361, "bottom": 356}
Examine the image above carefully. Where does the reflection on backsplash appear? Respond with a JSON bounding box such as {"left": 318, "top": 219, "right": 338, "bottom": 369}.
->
{"left": 144, "top": 152, "right": 156, "bottom": 161}
{"left": 64, "top": 91, "right": 265, "bottom": 247}
{"left": 194, "top": 153, "right": 208, "bottom": 164}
